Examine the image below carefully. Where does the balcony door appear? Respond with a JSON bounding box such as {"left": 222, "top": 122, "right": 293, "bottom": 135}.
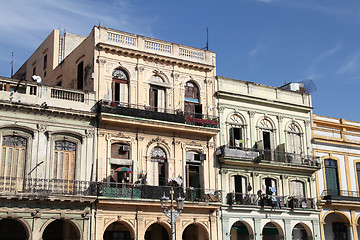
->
{"left": 263, "top": 177, "right": 277, "bottom": 195}
{"left": 112, "top": 68, "right": 129, "bottom": 104}
{"left": 184, "top": 81, "right": 202, "bottom": 118}
{"left": 54, "top": 140, "right": 76, "bottom": 193}
{"left": 287, "top": 123, "right": 302, "bottom": 163}
{"left": 325, "top": 159, "right": 339, "bottom": 196}
{"left": 150, "top": 147, "right": 167, "bottom": 186}
{"left": 1, "top": 136, "right": 27, "bottom": 191}
{"left": 149, "top": 85, "right": 165, "bottom": 112}
{"left": 258, "top": 119, "right": 275, "bottom": 161}
{"left": 232, "top": 175, "right": 247, "bottom": 202}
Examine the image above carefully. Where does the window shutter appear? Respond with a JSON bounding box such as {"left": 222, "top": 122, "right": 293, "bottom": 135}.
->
{"left": 158, "top": 88, "right": 165, "bottom": 112}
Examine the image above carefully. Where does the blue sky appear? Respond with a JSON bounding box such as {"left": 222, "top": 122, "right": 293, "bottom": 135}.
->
{"left": 1, "top": 0, "right": 360, "bottom": 121}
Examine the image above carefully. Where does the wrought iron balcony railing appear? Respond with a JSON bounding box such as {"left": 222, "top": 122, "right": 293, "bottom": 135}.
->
{"left": 218, "top": 145, "right": 320, "bottom": 167}
{"left": 0, "top": 177, "right": 221, "bottom": 203}
{"left": 226, "top": 192, "right": 315, "bottom": 209}
{"left": 0, "top": 177, "right": 97, "bottom": 197}
{"left": 98, "top": 182, "right": 221, "bottom": 203}
{"left": 97, "top": 100, "right": 219, "bottom": 128}
{"left": 321, "top": 190, "right": 360, "bottom": 201}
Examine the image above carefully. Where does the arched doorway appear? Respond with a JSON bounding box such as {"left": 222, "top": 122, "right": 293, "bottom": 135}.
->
{"left": 292, "top": 223, "right": 311, "bottom": 240}
{"left": 145, "top": 223, "right": 169, "bottom": 240}
{"left": 42, "top": 219, "right": 80, "bottom": 240}
{"left": 323, "top": 213, "right": 350, "bottom": 240}
{"left": 103, "top": 221, "right": 132, "bottom": 240}
{"left": 262, "top": 222, "right": 282, "bottom": 240}
{"left": 0, "top": 218, "right": 28, "bottom": 240}
{"left": 182, "top": 223, "right": 209, "bottom": 240}
{"left": 230, "top": 221, "right": 251, "bottom": 240}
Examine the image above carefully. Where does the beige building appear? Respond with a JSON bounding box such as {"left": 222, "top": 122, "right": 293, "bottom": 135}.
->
{"left": 15, "top": 26, "right": 221, "bottom": 240}
{"left": 216, "top": 76, "right": 321, "bottom": 240}
{"left": 313, "top": 114, "right": 360, "bottom": 240}
{"left": 0, "top": 76, "right": 96, "bottom": 239}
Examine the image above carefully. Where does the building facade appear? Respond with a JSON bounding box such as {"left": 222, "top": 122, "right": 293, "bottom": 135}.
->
{"left": 14, "top": 26, "right": 221, "bottom": 240}
{"left": 313, "top": 114, "right": 360, "bottom": 240}
{"left": 0, "top": 77, "right": 96, "bottom": 239}
{"left": 216, "top": 76, "right": 321, "bottom": 240}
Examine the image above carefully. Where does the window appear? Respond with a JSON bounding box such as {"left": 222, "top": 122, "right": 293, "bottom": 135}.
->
{"left": 77, "top": 61, "right": 84, "bottom": 90}
{"left": 43, "top": 54, "right": 47, "bottom": 70}
{"left": 149, "top": 76, "right": 166, "bottom": 112}
{"left": 184, "top": 81, "right": 202, "bottom": 117}
{"left": 111, "top": 143, "right": 130, "bottom": 159}
{"left": 290, "top": 180, "right": 305, "bottom": 197}
{"left": 186, "top": 151, "right": 204, "bottom": 189}
{"left": 262, "top": 177, "right": 276, "bottom": 195}
{"left": 112, "top": 69, "right": 129, "bottom": 103}
{"left": 232, "top": 175, "right": 247, "bottom": 202}
{"left": 1, "top": 136, "right": 27, "bottom": 191}
{"left": 258, "top": 119, "right": 274, "bottom": 160}
{"left": 229, "top": 115, "right": 244, "bottom": 147}
{"left": 325, "top": 159, "right": 339, "bottom": 195}
{"left": 287, "top": 123, "right": 302, "bottom": 157}
{"left": 54, "top": 140, "right": 76, "bottom": 193}
{"left": 150, "top": 147, "right": 167, "bottom": 186}
{"left": 357, "top": 162, "right": 360, "bottom": 191}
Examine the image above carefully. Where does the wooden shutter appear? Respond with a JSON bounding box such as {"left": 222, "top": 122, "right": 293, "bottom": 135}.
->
{"left": 325, "top": 161, "right": 339, "bottom": 194}
{"left": 158, "top": 88, "right": 165, "bottom": 112}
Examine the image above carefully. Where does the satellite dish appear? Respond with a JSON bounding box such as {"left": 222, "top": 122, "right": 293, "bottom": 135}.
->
{"left": 300, "top": 79, "right": 317, "bottom": 94}
{"left": 31, "top": 75, "right": 42, "bottom": 83}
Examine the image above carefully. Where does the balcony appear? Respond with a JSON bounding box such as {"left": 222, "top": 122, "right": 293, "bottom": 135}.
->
{"left": 97, "top": 100, "right": 219, "bottom": 128}
{"left": 226, "top": 192, "right": 315, "bottom": 209}
{"left": 218, "top": 145, "right": 320, "bottom": 168}
{"left": 0, "top": 177, "right": 97, "bottom": 198}
{"left": 321, "top": 190, "right": 360, "bottom": 202}
{"left": 0, "top": 177, "right": 220, "bottom": 204}
{"left": 98, "top": 182, "right": 221, "bottom": 203}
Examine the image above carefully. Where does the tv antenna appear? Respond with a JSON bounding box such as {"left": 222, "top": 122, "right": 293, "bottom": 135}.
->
{"left": 202, "top": 27, "right": 209, "bottom": 50}
{"left": 10, "top": 52, "right": 14, "bottom": 78}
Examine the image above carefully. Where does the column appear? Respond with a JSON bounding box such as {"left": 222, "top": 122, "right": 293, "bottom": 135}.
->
{"left": 222, "top": 217, "right": 230, "bottom": 240}
{"left": 284, "top": 219, "right": 292, "bottom": 240}
{"left": 248, "top": 111, "right": 255, "bottom": 147}
{"left": 254, "top": 218, "right": 262, "bottom": 240}
{"left": 312, "top": 220, "right": 321, "bottom": 240}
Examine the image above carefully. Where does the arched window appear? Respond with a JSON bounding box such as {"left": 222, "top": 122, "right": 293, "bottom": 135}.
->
{"left": 258, "top": 119, "right": 274, "bottom": 160}
{"left": 1, "top": 135, "right": 27, "bottom": 191}
{"left": 112, "top": 68, "right": 129, "bottom": 103}
{"left": 54, "top": 140, "right": 76, "bottom": 194}
{"left": 231, "top": 175, "right": 247, "bottom": 203}
{"left": 229, "top": 114, "right": 244, "bottom": 148}
{"left": 287, "top": 123, "right": 302, "bottom": 155}
{"left": 150, "top": 147, "right": 167, "bottom": 186}
{"left": 262, "top": 177, "right": 277, "bottom": 195}
{"left": 54, "top": 140, "right": 76, "bottom": 179}
{"left": 325, "top": 159, "right": 339, "bottom": 196}
{"left": 149, "top": 76, "right": 166, "bottom": 112}
{"left": 184, "top": 81, "right": 201, "bottom": 117}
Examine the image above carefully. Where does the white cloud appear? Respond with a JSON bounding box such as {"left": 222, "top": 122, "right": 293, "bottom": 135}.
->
{"left": 336, "top": 50, "right": 360, "bottom": 75}
{"left": 0, "top": 0, "right": 155, "bottom": 48}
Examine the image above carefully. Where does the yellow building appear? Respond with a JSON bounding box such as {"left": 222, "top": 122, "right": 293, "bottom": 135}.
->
{"left": 313, "top": 114, "right": 360, "bottom": 240}
{"left": 14, "top": 26, "right": 221, "bottom": 240}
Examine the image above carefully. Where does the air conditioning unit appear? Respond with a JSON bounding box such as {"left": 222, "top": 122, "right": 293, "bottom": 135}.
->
{"left": 121, "top": 145, "right": 130, "bottom": 151}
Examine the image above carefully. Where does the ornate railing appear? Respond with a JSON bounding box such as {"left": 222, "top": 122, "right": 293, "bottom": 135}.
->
{"left": 218, "top": 145, "right": 320, "bottom": 167}
{"left": 0, "top": 177, "right": 97, "bottom": 197}
{"left": 98, "top": 100, "right": 219, "bottom": 128}
{"left": 0, "top": 177, "right": 221, "bottom": 203}
{"left": 321, "top": 190, "right": 360, "bottom": 201}
{"left": 226, "top": 192, "right": 315, "bottom": 209}
{"left": 51, "top": 88, "right": 84, "bottom": 102}
{"left": 98, "top": 182, "right": 221, "bottom": 203}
